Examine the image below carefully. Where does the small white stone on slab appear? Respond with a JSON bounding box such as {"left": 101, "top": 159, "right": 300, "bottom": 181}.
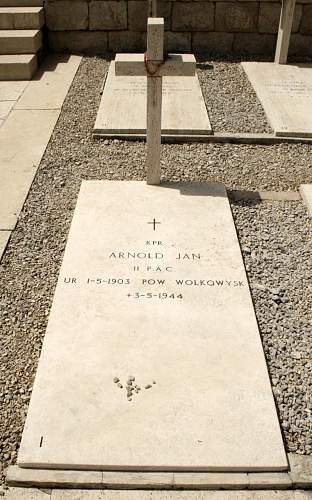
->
{"left": 93, "top": 61, "right": 211, "bottom": 137}
{"left": 242, "top": 62, "right": 312, "bottom": 137}
{"left": 300, "top": 184, "right": 312, "bottom": 216}
{"left": 18, "top": 181, "right": 286, "bottom": 471}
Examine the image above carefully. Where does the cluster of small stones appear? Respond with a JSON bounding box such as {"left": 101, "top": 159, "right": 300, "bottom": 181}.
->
{"left": 113, "top": 376, "right": 156, "bottom": 401}
{"left": 1, "top": 57, "right": 312, "bottom": 486}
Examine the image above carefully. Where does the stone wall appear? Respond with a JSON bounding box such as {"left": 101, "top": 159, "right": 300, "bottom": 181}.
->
{"left": 46, "top": 0, "right": 312, "bottom": 56}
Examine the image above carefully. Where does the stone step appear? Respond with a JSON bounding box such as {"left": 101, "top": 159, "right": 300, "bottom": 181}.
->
{"left": 0, "top": 7, "right": 44, "bottom": 29}
{"left": 0, "top": 53, "right": 37, "bottom": 80}
{"left": 0, "top": 0, "right": 42, "bottom": 6}
{"left": 0, "top": 29, "right": 42, "bottom": 54}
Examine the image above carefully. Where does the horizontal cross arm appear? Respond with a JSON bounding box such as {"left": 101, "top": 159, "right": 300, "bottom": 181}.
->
{"left": 115, "top": 53, "right": 196, "bottom": 77}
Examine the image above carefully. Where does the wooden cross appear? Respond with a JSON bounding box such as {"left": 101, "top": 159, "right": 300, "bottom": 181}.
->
{"left": 275, "top": 0, "right": 296, "bottom": 64}
{"left": 148, "top": 0, "right": 157, "bottom": 16}
{"left": 115, "top": 18, "right": 196, "bottom": 185}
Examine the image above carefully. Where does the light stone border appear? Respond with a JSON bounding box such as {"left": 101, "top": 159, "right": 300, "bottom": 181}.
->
{"left": 228, "top": 190, "right": 301, "bottom": 202}
{"left": 6, "top": 455, "right": 312, "bottom": 490}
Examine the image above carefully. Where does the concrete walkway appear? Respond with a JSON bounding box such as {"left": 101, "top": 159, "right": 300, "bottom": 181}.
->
{"left": 3, "top": 488, "right": 312, "bottom": 499}
{"left": 0, "top": 53, "right": 81, "bottom": 260}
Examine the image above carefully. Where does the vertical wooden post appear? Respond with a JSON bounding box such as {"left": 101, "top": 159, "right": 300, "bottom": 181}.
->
{"left": 146, "top": 18, "right": 164, "bottom": 185}
{"left": 148, "top": 0, "right": 157, "bottom": 17}
{"left": 275, "top": 0, "right": 296, "bottom": 64}
{"left": 146, "top": 78, "right": 162, "bottom": 185}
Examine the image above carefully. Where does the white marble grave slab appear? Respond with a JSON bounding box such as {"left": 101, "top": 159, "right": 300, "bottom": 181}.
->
{"left": 242, "top": 62, "right": 312, "bottom": 137}
{"left": 93, "top": 62, "right": 212, "bottom": 137}
{"left": 18, "top": 181, "right": 287, "bottom": 471}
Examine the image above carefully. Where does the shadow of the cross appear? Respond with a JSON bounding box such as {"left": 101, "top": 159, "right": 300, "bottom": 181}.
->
{"left": 157, "top": 181, "right": 227, "bottom": 198}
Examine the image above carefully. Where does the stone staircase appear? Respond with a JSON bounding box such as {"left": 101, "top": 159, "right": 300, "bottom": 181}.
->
{"left": 0, "top": 0, "right": 44, "bottom": 80}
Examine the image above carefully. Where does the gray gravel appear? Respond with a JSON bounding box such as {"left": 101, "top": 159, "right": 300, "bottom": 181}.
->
{"left": 232, "top": 200, "right": 312, "bottom": 456}
{"left": 197, "top": 60, "right": 272, "bottom": 133}
{"left": 0, "top": 56, "right": 312, "bottom": 483}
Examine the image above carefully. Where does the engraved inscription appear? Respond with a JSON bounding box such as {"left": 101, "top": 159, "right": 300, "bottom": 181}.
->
{"left": 266, "top": 79, "right": 312, "bottom": 98}
{"left": 62, "top": 232, "right": 246, "bottom": 300}
{"left": 112, "top": 79, "right": 194, "bottom": 97}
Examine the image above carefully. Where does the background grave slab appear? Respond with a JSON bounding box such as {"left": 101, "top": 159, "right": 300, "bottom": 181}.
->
{"left": 93, "top": 62, "right": 212, "bottom": 137}
{"left": 242, "top": 62, "right": 312, "bottom": 138}
{"left": 18, "top": 181, "right": 287, "bottom": 472}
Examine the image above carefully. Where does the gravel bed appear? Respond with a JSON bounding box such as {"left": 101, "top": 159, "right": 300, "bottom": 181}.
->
{"left": 197, "top": 59, "right": 273, "bottom": 133}
{"left": 0, "top": 56, "right": 312, "bottom": 484}
{"left": 232, "top": 200, "right": 312, "bottom": 456}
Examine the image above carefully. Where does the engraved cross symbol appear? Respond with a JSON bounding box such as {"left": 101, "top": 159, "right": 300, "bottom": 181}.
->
{"left": 148, "top": 218, "right": 161, "bottom": 231}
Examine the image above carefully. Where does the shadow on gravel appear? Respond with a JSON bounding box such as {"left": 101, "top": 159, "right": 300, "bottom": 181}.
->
{"left": 194, "top": 53, "right": 312, "bottom": 64}
{"left": 228, "top": 190, "right": 262, "bottom": 205}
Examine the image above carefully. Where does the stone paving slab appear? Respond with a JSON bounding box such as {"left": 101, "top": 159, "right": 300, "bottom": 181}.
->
{"left": 0, "top": 109, "right": 59, "bottom": 229}
{"left": 5, "top": 488, "right": 50, "bottom": 499}
{"left": 0, "top": 80, "right": 29, "bottom": 100}
{"left": 18, "top": 490, "right": 311, "bottom": 499}
{"left": 299, "top": 185, "right": 312, "bottom": 216}
{"left": 0, "top": 100, "right": 14, "bottom": 119}
{"left": 0, "top": 54, "right": 81, "bottom": 230}
{"left": 7, "top": 466, "right": 301, "bottom": 490}
{"left": 248, "top": 473, "right": 292, "bottom": 489}
{"left": 4, "top": 490, "right": 312, "bottom": 499}
{"left": 15, "top": 55, "right": 81, "bottom": 110}
{"left": 0, "top": 230, "right": 10, "bottom": 260}
{"left": 7, "top": 468, "right": 104, "bottom": 490}
{"left": 172, "top": 473, "right": 249, "bottom": 489}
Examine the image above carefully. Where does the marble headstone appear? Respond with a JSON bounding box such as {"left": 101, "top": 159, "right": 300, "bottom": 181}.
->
{"left": 242, "top": 62, "right": 312, "bottom": 137}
